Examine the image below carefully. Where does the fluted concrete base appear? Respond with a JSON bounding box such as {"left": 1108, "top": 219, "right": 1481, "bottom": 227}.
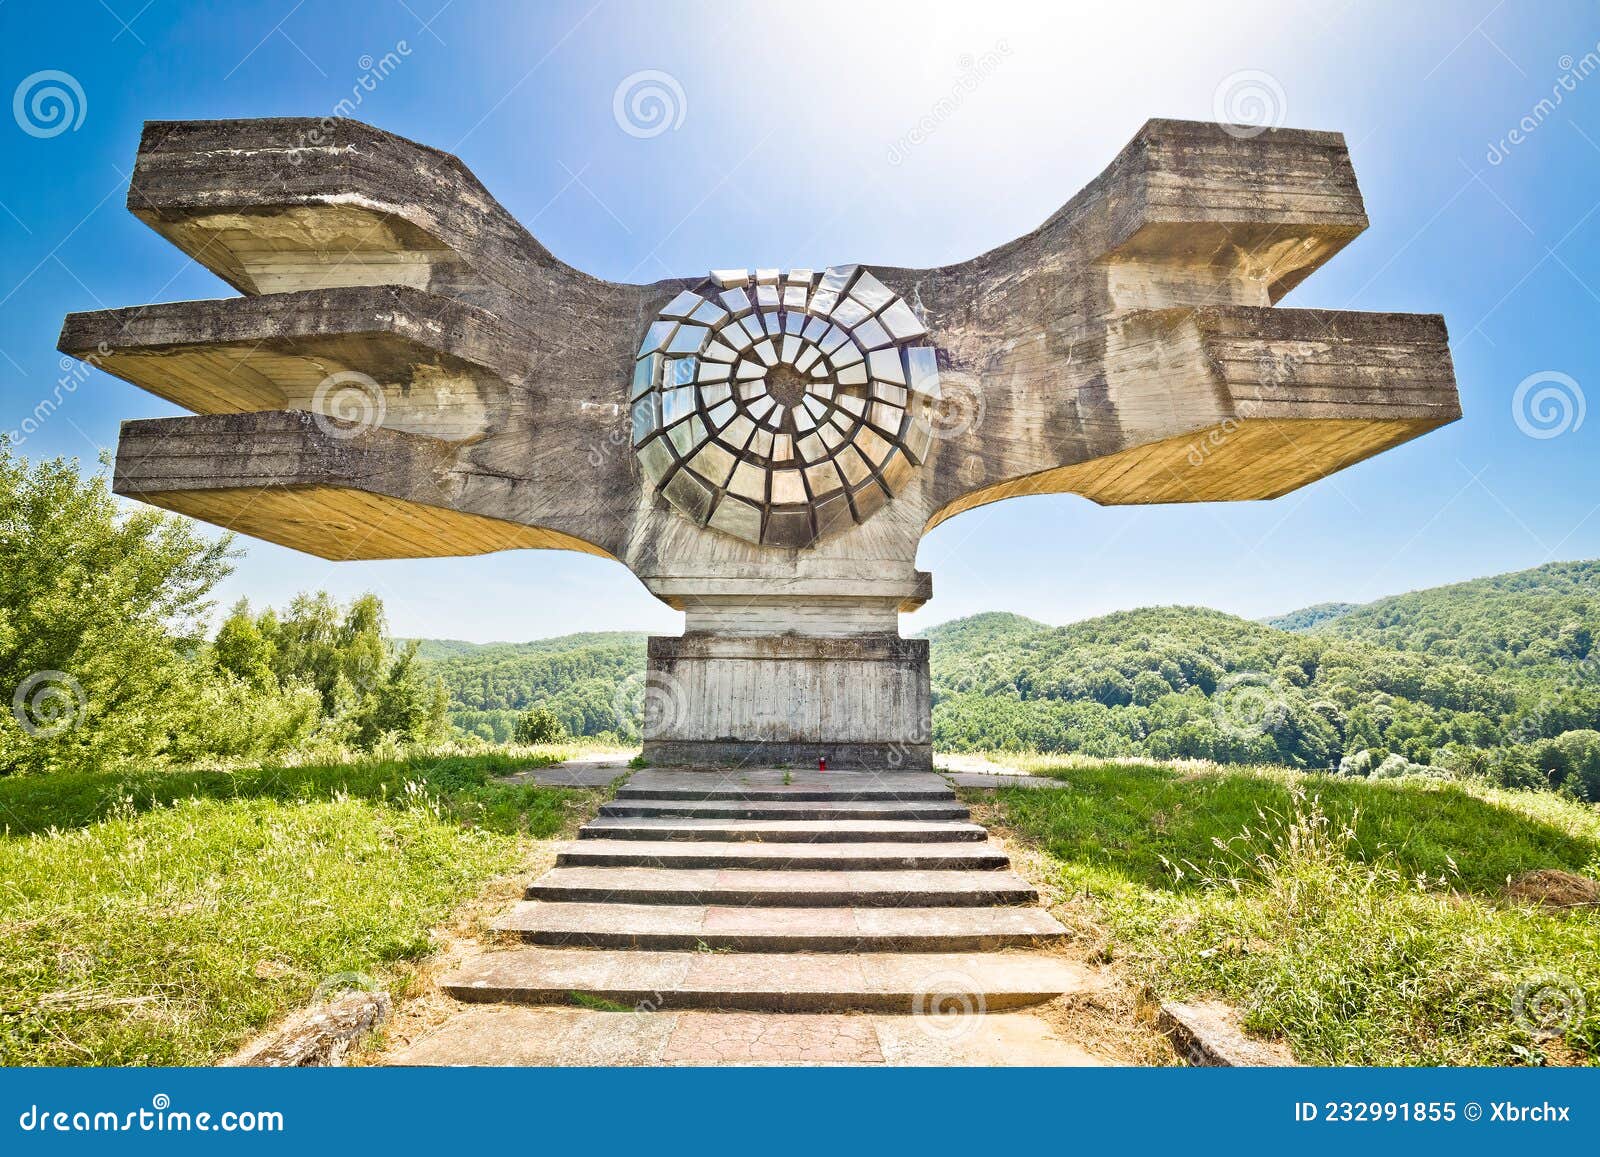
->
{"left": 641, "top": 633, "right": 931, "bottom": 770}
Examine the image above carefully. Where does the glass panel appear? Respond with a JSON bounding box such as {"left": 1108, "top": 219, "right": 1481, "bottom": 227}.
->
{"left": 867, "top": 348, "right": 906, "bottom": 385}
{"left": 851, "top": 317, "right": 892, "bottom": 350}
{"left": 847, "top": 270, "right": 894, "bottom": 312}
{"left": 819, "top": 265, "right": 855, "bottom": 294}
{"left": 830, "top": 297, "right": 871, "bottom": 328}
{"left": 905, "top": 345, "right": 942, "bottom": 397}
{"left": 879, "top": 299, "right": 927, "bottom": 339}
{"left": 638, "top": 319, "right": 677, "bottom": 356}
{"left": 666, "top": 323, "right": 708, "bottom": 354}
{"left": 719, "top": 287, "right": 754, "bottom": 317}
{"left": 661, "top": 289, "right": 704, "bottom": 319}
{"left": 631, "top": 352, "right": 660, "bottom": 400}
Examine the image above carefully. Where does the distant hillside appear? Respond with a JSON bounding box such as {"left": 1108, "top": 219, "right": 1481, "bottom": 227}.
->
{"left": 414, "top": 567, "right": 1600, "bottom": 799}
{"left": 398, "top": 638, "right": 494, "bottom": 661}
{"left": 928, "top": 603, "right": 1510, "bottom": 768}
{"left": 1264, "top": 602, "right": 1357, "bottom": 632}
{"left": 418, "top": 631, "right": 647, "bottom": 743}
{"left": 1275, "top": 560, "right": 1600, "bottom": 679}
{"left": 926, "top": 568, "right": 1600, "bottom": 797}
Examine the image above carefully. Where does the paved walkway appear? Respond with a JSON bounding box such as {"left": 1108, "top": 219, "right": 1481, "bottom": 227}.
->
{"left": 497, "top": 753, "right": 633, "bottom": 787}
{"left": 388, "top": 763, "right": 1102, "bottom": 1066}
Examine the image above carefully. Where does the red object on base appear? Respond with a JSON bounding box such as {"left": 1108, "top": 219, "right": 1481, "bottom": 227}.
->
{"left": 818, "top": 757, "right": 827, "bottom": 772}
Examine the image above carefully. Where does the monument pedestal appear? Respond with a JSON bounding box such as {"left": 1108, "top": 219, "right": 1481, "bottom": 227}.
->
{"left": 641, "top": 632, "right": 931, "bottom": 770}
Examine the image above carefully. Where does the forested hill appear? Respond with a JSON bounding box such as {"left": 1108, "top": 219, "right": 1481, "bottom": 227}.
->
{"left": 924, "top": 561, "right": 1600, "bottom": 796}
{"left": 412, "top": 562, "right": 1600, "bottom": 798}
{"left": 1263, "top": 602, "right": 1356, "bottom": 632}
{"left": 413, "top": 631, "right": 647, "bottom": 743}
{"left": 1272, "top": 559, "right": 1600, "bottom": 678}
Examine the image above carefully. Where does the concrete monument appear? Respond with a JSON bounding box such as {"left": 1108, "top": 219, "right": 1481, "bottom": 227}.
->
{"left": 59, "top": 117, "right": 1460, "bottom": 769}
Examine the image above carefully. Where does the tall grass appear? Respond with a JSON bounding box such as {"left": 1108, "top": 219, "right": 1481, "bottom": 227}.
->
{"left": 990, "top": 764, "right": 1600, "bottom": 1065}
{"left": 0, "top": 750, "right": 608, "bottom": 1065}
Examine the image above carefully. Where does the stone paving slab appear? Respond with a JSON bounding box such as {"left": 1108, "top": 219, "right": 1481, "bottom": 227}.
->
{"left": 494, "top": 900, "right": 1068, "bottom": 951}
{"left": 556, "top": 838, "right": 1012, "bottom": 870}
{"left": 441, "top": 947, "right": 1093, "bottom": 1012}
{"left": 526, "top": 865, "right": 1037, "bottom": 907}
{"left": 599, "top": 798, "right": 970, "bottom": 821}
{"left": 387, "top": 1006, "right": 1104, "bottom": 1066}
{"left": 579, "top": 817, "right": 989, "bottom": 842}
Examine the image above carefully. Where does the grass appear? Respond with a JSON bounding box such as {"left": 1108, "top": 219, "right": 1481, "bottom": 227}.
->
{"left": 985, "top": 762, "right": 1600, "bottom": 1066}
{"left": 0, "top": 749, "right": 610, "bottom": 1066}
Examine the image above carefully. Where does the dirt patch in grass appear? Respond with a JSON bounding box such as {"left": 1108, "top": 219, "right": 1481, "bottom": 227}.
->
{"left": 1503, "top": 869, "right": 1600, "bottom": 910}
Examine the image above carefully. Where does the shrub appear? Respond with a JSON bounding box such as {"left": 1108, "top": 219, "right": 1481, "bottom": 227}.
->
{"left": 514, "top": 705, "right": 568, "bottom": 745}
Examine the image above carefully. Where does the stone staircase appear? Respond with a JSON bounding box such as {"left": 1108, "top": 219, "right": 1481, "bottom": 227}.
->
{"left": 401, "top": 768, "right": 1101, "bottom": 1064}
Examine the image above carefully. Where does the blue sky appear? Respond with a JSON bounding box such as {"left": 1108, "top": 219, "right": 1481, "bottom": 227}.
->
{"left": 1, "top": 0, "right": 1596, "bottom": 642}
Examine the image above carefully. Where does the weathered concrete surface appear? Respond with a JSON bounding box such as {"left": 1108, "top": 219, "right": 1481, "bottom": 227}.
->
{"left": 645, "top": 633, "right": 931, "bottom": 768}
{"left": 224, "top": 990, "right": 390, "bottom": 1067}
{"left": 492, "top": 899, "right": 1068, "bottom": 952}
{"left": 555, "top": 839, "right": 1012, "bottom": 870}
{"left": 387, "top": 1007, "right": 1104, "bottom": 1067}
{"left": 578, "top": 816, "right": 991, "bottom": 842}
{"left": 440, "top": 947, "right": 1098, "bottom": 1012}
{"left": 384, "top": 751, "right": 1099, "bottom": 1063}
{"left": 66, "top": 116, "right": 1461, "bottom": 768}
{"left": 1158, "top": 1000, "right": 1298, "bottom": 1066}
{"left": 524, "top": 865, "right": 1039, "bottom": 907}
{"left": 596, "top": 797, "right": 969, "bottom": 821}
{"left": 620, "top": 766, "right": 955, "bottom": 801}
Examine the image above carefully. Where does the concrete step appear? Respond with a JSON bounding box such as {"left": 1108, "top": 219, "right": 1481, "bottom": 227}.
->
{"left": 556, "top": 839, "right": 1012, "bottom": 871}
{"left": 388, "top": 1006, "right": 1105, "bottom": 1067}
{"left": 494, "top": 901, "right": 1069, "bottom": 952}
{"left": 440, "top": 947, "right": 1097, "bottom": 1013}
{"left": 578, "top": 817, "right": 990, "bottom": 843}
{"left": 526, "top": 866, "right": 1037, "bottom": 907}
{"left": 617, "top": 768, "right": 955, "bottom": 803}
{"left": 616, "top": 784, "right": 956, "bottom": 802}
{"left": 598, "top": 799, "right": 970, "bottom": 821}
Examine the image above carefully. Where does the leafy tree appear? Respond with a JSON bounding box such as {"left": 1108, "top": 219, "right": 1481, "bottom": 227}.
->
{"left": 514, "top": 705, "right": 568, "bottom": 745}
{"left": 214, "top": 593, "right": 448, "bottom": 749}
{"left": 1528, "top": 729, "right": 1600, "bottom": 800}
{"left": 0, "top": 449, "right": 234, "bottom": 775}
